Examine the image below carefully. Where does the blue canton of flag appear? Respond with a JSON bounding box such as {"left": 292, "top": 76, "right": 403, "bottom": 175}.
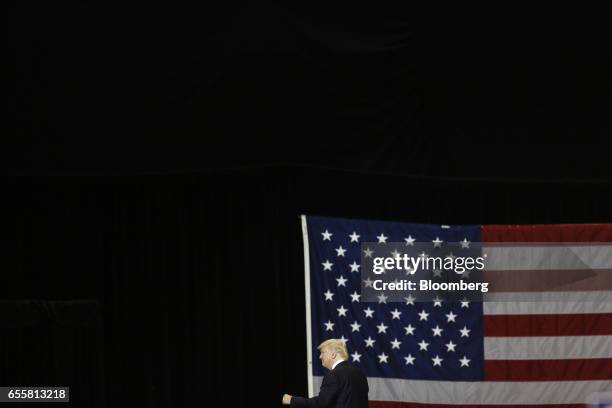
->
{"left": 303, "top": 215, "right": 484, "bottom": 381}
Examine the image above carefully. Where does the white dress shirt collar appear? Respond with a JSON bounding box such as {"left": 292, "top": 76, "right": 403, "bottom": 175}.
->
{"left": 331, "top": 359, "right": 345, "bottom": 370}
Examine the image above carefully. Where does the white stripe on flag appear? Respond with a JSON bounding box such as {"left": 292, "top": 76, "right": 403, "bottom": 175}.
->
{"left": 483, "top": 245, "right": 612, "bottom": 270}
{"left": 484, "top": 335, "right": 612, "bottom": 360}
{"left": 313, "top": 376, "right": 612, "bottom": 404}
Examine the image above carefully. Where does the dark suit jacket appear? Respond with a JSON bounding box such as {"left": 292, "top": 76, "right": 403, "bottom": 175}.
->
{"left": 290, "top": 360, "right": 369, "bottom": 408}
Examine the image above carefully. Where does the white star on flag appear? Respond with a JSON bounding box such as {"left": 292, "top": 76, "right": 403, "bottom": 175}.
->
{"left": 349, "top": 261, "right": 360, "bottom": 272}
{"left": 390, "top": 308, "right": 402, "bottom": 319}
{"left": 323, "top": 290, "right": 334, "bottom": 301}
{"left": 404, "top": 235, "right": 415, "bottom": 246}
{"left": 460, "top": 326, "right": 471, "bottom": 337}
{"left": 460, "top": 356, "right": 470, "bottom": 367}
{"left": 378, "top": 353, "right": 389, "bottom": 363}
{"left": 324, "top": 321, "right": 334, "bottom": 331}
{"left": 336, "top": 276, "right": 347, "bottom": 287}
{"left": 335, "top": 246, "right": 346, "bottom": 257}
{"left": 349, "top": 291, "right": 360, "bottom": 302}
{"left": 350, "top": 321, "right": 362, "bottom": 332}
{"left": 363, "top": 307, "right": 374, "bottom": 318}
{"left": 418, "top": 340, "right": 429, "bottom": 351}
{"left": 337, "top": 305, "right": 348, "bottom": 316}
{"left": 390, "top": 338, "right": 402, "bottom": 349}
{"left": 404, "top": 354, "right": 415, "bottom": 365}
{"left": 432, "top": 355, "right": 443, "bottom": 366}
{"left": 364, "top": 337, "right": 375, "bottom": 347}
{"left": 377, "top": 233, "right": 388, "bottom": 244}
{"left": 445, "top": 311, "right": 457, "bottom": 322}
{"left": 445, "top": 341, "right": 457, "bottom": 352}
{"left": 351, "top": 351, "right": 362, "bottom": 362}
{"left": 432, "top": 237, "right": 443, "bottom": 247}
{"left": 349, "top": 232, "right": 360, "bottom": 242}
{"left": 321, "top": 230, "right": 332, "bottom": 240}
{"left": 418, "top": 310, "right": 429, "bottom": 321}
{"left": 376, "top": 322, "right": 388, "bottom": 334}
{"left": 404, "top": 324, "right": 415, "bottom": 335}
{"left": 322, "top": 260, "right": 333, "bottom": 271}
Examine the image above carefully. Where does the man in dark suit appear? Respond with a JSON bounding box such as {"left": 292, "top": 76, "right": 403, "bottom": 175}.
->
{"left": 282, "top": 338, "right": 369, "bottom": 408}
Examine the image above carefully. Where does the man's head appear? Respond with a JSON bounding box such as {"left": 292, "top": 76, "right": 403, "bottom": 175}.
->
{"left": 318, "top": 339, "right": 348, "bottom": 370}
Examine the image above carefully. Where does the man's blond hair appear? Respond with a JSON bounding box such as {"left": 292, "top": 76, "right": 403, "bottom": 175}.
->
{"left": 318, "top": 339, "right": 348, "bottom": 360}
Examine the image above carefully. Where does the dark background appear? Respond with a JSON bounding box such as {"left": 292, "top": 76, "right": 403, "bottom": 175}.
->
{"left": 6, "top": 3, "right": 612, "bottom": 406}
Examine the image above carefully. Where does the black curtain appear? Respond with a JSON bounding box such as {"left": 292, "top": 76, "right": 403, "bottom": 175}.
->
{"left": 3, "top": 168, "right": 612, "bottom": 406}
{"left": 9, "top": 4, "right": 612, "bottom": 180}
{"left": 0, "top": 300, "right": 104, "bottom": 406}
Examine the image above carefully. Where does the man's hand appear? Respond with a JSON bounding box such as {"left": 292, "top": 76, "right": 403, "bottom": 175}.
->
{"left": 282, "top": 394, "right": 292, "bottom": 405}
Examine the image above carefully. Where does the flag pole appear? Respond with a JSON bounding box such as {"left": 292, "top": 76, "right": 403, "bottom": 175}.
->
{"left": 300, "top": 215, "right": 314, "bottom": 397}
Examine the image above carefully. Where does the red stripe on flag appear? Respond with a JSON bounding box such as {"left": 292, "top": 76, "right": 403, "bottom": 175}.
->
{"left": 484, "top": 358, "right": 612, "bottom": 381}
{"left": 484, "top": 313, "right": 612, "bottom": 336}
{"left": 482, "top": 224, "right": 612, "bottom": 242}
{"left": 482, "top": 269, "right": 612, "bottom": 292}
{"left": 369, "top": 402, "right": 585, "bottom": 408}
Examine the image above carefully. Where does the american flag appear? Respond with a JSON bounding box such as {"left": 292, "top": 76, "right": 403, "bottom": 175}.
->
{"left": 300, "top": 215, "right": 612, "bottom": 407}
